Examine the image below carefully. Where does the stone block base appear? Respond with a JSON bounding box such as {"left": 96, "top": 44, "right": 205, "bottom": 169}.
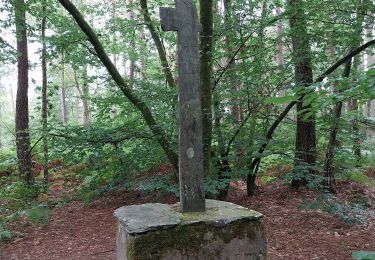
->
{"left": 114, "top": 200, "right": 267, "bottom": 260}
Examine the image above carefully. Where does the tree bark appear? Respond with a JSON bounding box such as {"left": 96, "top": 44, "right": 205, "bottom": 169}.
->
{"left": 58, "top": 0, "right": 178, "bottom": 172}
{"left": 14, "top": 0, "right": 33, "bottom": 184}
{"left": 60, "top": 49, "right": 68, "bottom": 125}
{"left": 127, "top": 0, "right": 135, "bottom": 81}
{"left": 81, "top": 67, "right": 90, "bottom": 125}
{"left": 288, "top": 0, "right": 316, "bottom": 189}
{"left": 200, "top": 0, "right": 214, "bottom": 177}
{"left": 73, "top": 67, "right": 90, "bottom": 125}
{"left": 41, "top": 6, "right": 49, "bottom": 183}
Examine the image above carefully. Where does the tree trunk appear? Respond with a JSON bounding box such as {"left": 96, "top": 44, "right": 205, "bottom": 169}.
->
{"left": 348, "top": 0, "right": 368, "bottom": 166}
{"left": 276, "top": 6, "right": 286, "bottom": 98}
{"left": 214, "top": 92, "right": 231, "bottom": 200}
{"left": 128, "top": 0, "right": 135, "bottom": 81}
{"left": 288, "top": 0, "right": 316, "bottom": 189}
{"left": 60, "top": 50, "right": 68, "bottom": 125}
{"left": 371, "top": 100, "right": 375, "bottom": 118}
{"left": 81, "top": 67, "right": 90, "bottom": 125}
{"left": 14, "top": 0, "right": 33, "bottom": 184}
{"left": 41, "top": 7, "right": 49, "bottom": 183}
{"left": 323, "top": 59, "right": 352, "bottom": 192}
{"left": 200, "top": 0, "right": 214, "bottom": 177}
{"left": 350, "top": 98, "right": 361, "bottom": 165}
{"left": 111, "top": 0, "right": 117, "bottom": 67}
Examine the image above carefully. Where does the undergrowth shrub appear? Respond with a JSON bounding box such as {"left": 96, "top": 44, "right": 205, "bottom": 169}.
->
{"left": 27, "top": 205, "right": 50, "bottom": 225}
{"left": 0, "top": 181, "right": 39, "bottom": 209}
{"left": 338, "top": 169, "right": 375, "bottom": 186}
{"left": 300, "top": 193, "right": 368, "bottom": 224}
{"left": 0, "top": 224, "right": 12, "bottom": 243}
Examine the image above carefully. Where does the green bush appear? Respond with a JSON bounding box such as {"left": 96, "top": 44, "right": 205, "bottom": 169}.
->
{"left": 0, "top": 224, "right": 12, "bottom": 243}
{"left": 300, "top": 194, "right": 367, "bottom": 224}
{"left": 0, "top": 182, "right": 39, "bottom": 210}
{"left": 339, "top": 170, "right": 374, "bottom": 186}
{"left": 27, "top": 205, "right": 50, "bottom": 225}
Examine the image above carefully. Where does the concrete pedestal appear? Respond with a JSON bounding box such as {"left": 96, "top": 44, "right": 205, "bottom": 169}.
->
{"left": 114, "top": 200, "right": 267, "bottom": 260}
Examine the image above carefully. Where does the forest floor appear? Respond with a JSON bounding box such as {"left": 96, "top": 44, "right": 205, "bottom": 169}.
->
{"left": 0, "top": 175, "right": 374, "bottom": 260}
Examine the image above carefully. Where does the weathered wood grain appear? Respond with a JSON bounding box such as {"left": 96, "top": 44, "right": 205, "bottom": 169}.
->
{"left": 160, "top": 0, "right": 205, "bottom": 212}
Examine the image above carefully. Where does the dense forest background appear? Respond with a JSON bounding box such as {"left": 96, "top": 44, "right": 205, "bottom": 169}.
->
{"left": 0, "top": 0, "right": 375, "bottom": 257}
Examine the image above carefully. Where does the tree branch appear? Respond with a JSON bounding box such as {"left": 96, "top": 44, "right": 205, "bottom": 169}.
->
{"left": 58, "top": 0, "right": 178, "bottom": 171}
{"left": 139, "top": 0, "right": 176, "bottom": 89}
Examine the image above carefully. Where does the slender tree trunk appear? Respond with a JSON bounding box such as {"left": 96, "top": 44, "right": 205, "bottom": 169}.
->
{"left": 14, "top": 0, "right": 33, "bottom": 184}
{"left": 350, "top": 98, "right": 361, "bottom": 165}
{"left": 323, "top": 59, "right": 352, "bottom": 192}
{"left": 288, "top": 0, "right": 316, "bottom": 189}
{"left": 215, "top": 0, "right": 237, "bottom": 199}
{"left": 224, "top": 0, "right": 239, "bottom": 125}
{"left": 214, "top": 92, "right": 231, "bottom": 200}
{"left": 60, "top": 50, "right": 68, "bottom": 125}
{"left": 276, "top": 6, "right": 286, "bottom": 98}
{"left": 348, "top": 0, "right": 368, "bottom": 166}
{"left": 200, "top": 0, "right": 214, "bottom": 177}
{"left": 111, "top": 0, "right": 117, "bottom": 67}
{"left": 41, "top": 8, "right": 49, "bottom": 183}
{"left": 139, "top": 31, "right": 146, "bottom": 80}
{"left": 128, "top": 0, "right": 135, "bottom": 81}
{"left": 73, "top": 67, "right": 90, "bottom": 125}
{"left": 81, "top": 67, "right": 90, "bottom": 125}
{"left": 371, "top": 100, "right": 375, "bottom": 118}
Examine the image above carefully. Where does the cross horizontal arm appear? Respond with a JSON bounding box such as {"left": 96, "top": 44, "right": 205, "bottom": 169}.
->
{"left": 160, "top": 7, "right": 178, "bottom": 32}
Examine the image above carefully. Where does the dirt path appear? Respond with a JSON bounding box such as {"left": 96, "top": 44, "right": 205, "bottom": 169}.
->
{"left": 1, "top": 183, "right": 374, "bottom": 260}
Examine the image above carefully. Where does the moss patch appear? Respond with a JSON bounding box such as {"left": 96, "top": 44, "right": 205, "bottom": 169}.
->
{"left": 127, "top": 220, "right": 265, "bottom": 260}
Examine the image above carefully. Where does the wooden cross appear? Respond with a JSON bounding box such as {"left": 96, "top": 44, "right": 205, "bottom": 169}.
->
{"left": 160, "top": 0, "right": 205, "bottom": 212}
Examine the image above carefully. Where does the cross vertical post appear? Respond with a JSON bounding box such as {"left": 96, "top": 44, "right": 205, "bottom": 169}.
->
{"left": 160, "top": 0, "right": 205, "bottom": 212}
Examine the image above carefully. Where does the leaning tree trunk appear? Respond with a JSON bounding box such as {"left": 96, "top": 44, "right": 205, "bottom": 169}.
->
{"left": 58, "top": 0, "right": 178, "bottom": 172}
{"left": 200, "top": 0, "right": 214, "bottom": 177}
{"left": 41, "top": 7, "right": 49, "bottom": 183}
{"left": 139, "top": 0, "right": 175, "bottom": 89}
{"left": 14, "top": 0, "right": 33, "bottom": 184}
{"left": 288, "top": 0, "right": 316, "bottom": 189}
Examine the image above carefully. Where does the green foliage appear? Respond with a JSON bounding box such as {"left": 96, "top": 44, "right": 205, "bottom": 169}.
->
{"left": 0, "top": 224, "right": 12, "bottom": 243}
{"left": 27, "top": 205, "right": 50, "bottom": 225}
{"left": 300, "top": 194, "right": 368, "bottom": 224}
{"left": 78, "top": 166, "right": 119, "bottom": 203}
{"left": 338, "top": 170, "right": 375, "bottom": 186}
{"left": 352, "top": 251, "right": 375, "bottom": 260}
{"left": 0, "top": 181, "right": 39, "bottom": 209}
{"left": 204, "top": 174, "right": 231, "bottom": 197}
{"left": 133, "top": 173, "right": 179, "bottom": 196}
